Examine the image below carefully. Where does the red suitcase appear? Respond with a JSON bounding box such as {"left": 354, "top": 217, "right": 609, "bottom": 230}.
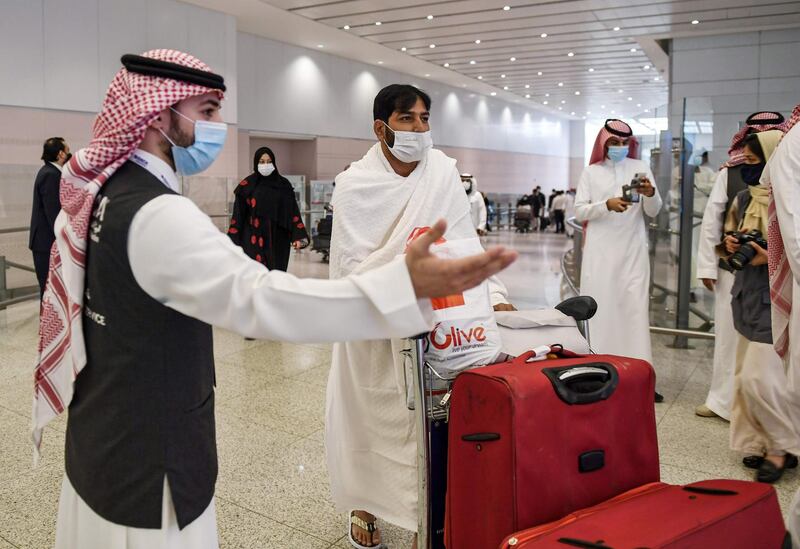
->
{"left": 445, "top": 351, "right": 659, "bottom": 549}
{"left": 499, "top": 480, "right": 789, "bottom": 548}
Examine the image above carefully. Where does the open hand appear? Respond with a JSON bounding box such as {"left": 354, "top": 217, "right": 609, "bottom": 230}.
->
{"left": 406, "top": 219, "right": 518, "bottom": 299}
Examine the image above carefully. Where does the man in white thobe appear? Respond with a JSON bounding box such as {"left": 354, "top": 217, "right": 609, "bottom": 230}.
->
{"left": 462, "top": 173, "right": 488, "bottom": 235}
{"left": 760, "top": 105, "right": 800, "bottom": 546}
{"left": 694, "top": 112, "right": 788, "bottom": 419}
{"left": 574, "top": 119, "right": 662, "bottom": 365}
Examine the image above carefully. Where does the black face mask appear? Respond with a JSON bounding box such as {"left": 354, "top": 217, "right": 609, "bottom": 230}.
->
{"left": 741, "top": 162, "right": 765, "bottom": 186}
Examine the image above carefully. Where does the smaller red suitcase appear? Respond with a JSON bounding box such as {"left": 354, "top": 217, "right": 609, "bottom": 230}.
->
{"left": 499, "top": 479, "right": 789, "bottom": 549}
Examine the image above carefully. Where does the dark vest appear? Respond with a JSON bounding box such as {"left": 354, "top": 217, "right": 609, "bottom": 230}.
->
{"left": 729, "top": 190, "right": 772, "bottom": 344}
{"left": 718, "top": 165, "right": 748, "bottom": 273}
{"left": 65, "top": 161, "right": 217, "bottom": 530}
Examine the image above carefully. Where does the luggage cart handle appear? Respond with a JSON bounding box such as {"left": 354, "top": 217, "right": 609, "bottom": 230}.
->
{"left": 542, "top": 363, "right": 619, "bottom": 405}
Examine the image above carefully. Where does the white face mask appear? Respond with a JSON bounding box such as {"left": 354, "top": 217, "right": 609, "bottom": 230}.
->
{"left": 257, "top": 163, "right": 275, "bottom": 177}
{"left": 382, "top": 121, "right": 433, "bottom": 163}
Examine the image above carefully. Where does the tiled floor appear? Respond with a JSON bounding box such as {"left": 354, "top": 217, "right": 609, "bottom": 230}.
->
{"left": 0, "top": 229, "right": 797, "bottom": 548}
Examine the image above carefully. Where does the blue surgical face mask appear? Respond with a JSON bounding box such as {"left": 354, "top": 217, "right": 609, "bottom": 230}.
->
{"left": 160, "top": 107, "right": 227, "bottom": 176}
{"left": 607, "top": 145, "right": 629, "bottom": 163}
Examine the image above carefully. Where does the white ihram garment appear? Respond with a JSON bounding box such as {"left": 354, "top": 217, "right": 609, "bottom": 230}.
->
{"left": 574, "top": 157, "right": 662, "bottom": 363}
{"left": 325, "top": 143, "right": 507, "bottom": 530}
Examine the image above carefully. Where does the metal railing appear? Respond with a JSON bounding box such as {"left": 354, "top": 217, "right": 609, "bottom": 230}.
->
{"left": 561, "top": 217, "right": 714, "bottom": 341}
{"left": 1, "top": 226, "right": 39, "bottom": 310}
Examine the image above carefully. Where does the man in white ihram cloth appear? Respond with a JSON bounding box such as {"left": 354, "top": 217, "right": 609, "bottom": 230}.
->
{"left": 325, "top": 84, "right": 513, "bottom": 549}
{"left": 574, "top": 119, "right": 662, "bottom": 368}
{"left": 32, "top": 52, "right": 516, "bottom": 549}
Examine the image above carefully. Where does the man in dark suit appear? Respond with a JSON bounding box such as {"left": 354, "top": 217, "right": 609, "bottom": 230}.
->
{"left": 29, "top": 137, "right": 70, "bottom": 298}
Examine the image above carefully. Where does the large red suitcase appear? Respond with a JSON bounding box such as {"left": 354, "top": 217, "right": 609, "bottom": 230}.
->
{"left": 445, "top": 351, "right": 659, "bottom": 549}
{"left": 499, "top": 480, "right": 789, "bottom": 548}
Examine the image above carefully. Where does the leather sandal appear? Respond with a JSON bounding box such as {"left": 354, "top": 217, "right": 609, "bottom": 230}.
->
{"left": 349, "top": 511, "right": 386, "bottom": 549}
{"left": 757, "top": 455, "right": 798, "bottom": 483}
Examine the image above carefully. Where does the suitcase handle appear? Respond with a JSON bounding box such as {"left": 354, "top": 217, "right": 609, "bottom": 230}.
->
{"left": 542, "top": 363, "right": 619, "bottom": 405}
{"left": 556, "top": 538, "right": 615, "bottom": 548}
{"left": 461, "top": 432, "right": 501, "bottom": 442}
{"left": 682, "top": 485, "right": 739, "bottom": 496}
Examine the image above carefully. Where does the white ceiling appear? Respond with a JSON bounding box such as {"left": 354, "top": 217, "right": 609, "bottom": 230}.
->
{"left": 186, "top": 0, "right": 800, "bottom": 120}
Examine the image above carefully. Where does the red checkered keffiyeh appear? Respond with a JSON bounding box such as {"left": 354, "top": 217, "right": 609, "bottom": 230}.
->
{"left": 33, "top": 49, "right": 224, "bottom": 456}
{"left": 722, "top": 111, "right": 788, "bottom": 169}
{"left": 589, "top": 119, "right": 640, "bottom": 165}
{"left": 768, "top": 104, "right": 800, "bottom": 358}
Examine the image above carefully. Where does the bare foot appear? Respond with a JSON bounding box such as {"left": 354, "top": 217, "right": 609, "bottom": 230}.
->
{"left": 350, "top": 510, "right": 382, "bottom": 548}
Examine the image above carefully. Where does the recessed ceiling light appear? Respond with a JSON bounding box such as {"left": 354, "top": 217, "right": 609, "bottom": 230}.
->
{"left": 427, "top": 15, "right": 434, "bottom": 20}
{"left": 618, "top": 89, "right": 624, "bottom": 93}
{"left": 525, "top": 94, "right": 531, "bottom": 98}
{"left": 567, "top": 52, "right": 575, "bottom": 57}
{"left": 343, "top": 25, "right": 350, "bottom": 30}
{"left": 375, "top": 21, "right": 382, "bottom": 25}
{"left": 575, "top": 91, "right": 581, "bottom": 95}
{"left": 637, "top": 103, "right": 642, "bottom": 107}
{"left": 586, "top": 111, "right": 591, "bottom": 115}
{"left": 601, "top": 104, "right": 606, "bottom": 108}
{"left": 545, "top": 93, "right": 550, "bottom": 97}
{"left": 583, "top": 116, "right": 587, "bottom": 119}
{"left": 654, "top": 76, "right": 661, "bottom": 81}
{"left": 692, "top": 20, "right": 700, "bottom": 25}
{"left": 503, "top": 5, "right": 511, "bottom": 11}
{"left": 558, "top": 107, "right": 563, "bottom": 110}
{"left": 425, "top": 73, "right": 430, "bottom": 77}
{"left": 611, "top": 110, "right": 616, "bottom": 114}
{"left": 503, "top": 86, "right": 509, "bottom": 90}
{"left": 470, "top": 60, "right": 477, "bottom": 65}
{"left": 630, "top": 48, "right": 637, "bottom": 52}
{"left": 477, "top": 75, "right": 483, "bottom": 79}
{"left": 378, "top": 61, "right": 384, "bottom": 64}
{"left": 571, "top": 111, "right": 575, "bottom": 115}
{"left": 561, "top": 100, "right": 566, "bottom": 104}
{"left": 443, "top": 63, "right": 450, "bottom": 67}
{"left": 543, "top": 101, "right": 549, "bottom": 105}
{"left": 540, "top": 33, "right": 548, "bottom": 38}
{"left": 538, "top": 71, "right": 543, "bottom": 76}
{"left": 613, "top": 26, "right": 621, "bottom": 31}
{"left": 401, "top": 47, "right": 407, "bottom": 51}
{"left": 525, "top": 84, "right": 530, "bottom": 89}
{"left": 643, "top": 64, "right": 651, "bottom": 70}
{"left": 510, "top": 57, "right": 516, "bottom": 61}
{"left": 627, "top": 96, "right": 633, "bottom": 101}
{"left": 558, "top": 82, "right": 564, "bottom": 87}
{"left": 491, "top": 92, "right": 497, "bottom": 96}
{"left": 645, "top": 109, "right": 650, "bottom": 112}
{"left": 588, "top": 68, "right": 595, "bottom": 72}
{"left": 317, "top": 44, "right": 324, "bottom": 48}
{"left": 501, "top": 74, "right": 506, "bottom": 78}
{"left": 475, "top": 39, "right": 481, "bottom": 44}
{"left": 429, "top": 44, "right": 436, "bottom": 48}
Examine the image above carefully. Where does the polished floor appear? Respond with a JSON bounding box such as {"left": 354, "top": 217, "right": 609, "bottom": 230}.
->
{"left": 0, "top": 229, "right": 798, "bottom": 548}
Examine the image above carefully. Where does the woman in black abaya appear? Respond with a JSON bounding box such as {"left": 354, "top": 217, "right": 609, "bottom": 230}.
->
{"left": 228, "top": 147, "right": 309, "bottom": 271}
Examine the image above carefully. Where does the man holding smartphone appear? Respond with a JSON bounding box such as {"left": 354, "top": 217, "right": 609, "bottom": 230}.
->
{"left": 574, "top": 119, "right": 662, "bottom": 377}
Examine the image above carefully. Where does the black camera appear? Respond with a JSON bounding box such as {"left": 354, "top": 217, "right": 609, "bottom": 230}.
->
{"left": 727, "top": 230, "right": 768, "bottom": 270}
{"left": 622, "top": 173, "right": 648, "bottom": 203}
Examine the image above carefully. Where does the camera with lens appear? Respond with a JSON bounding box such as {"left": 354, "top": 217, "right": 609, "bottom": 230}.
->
{"left": 622, "top": 173, "right": 648, "bottom": 203}
{"left": 727, "top": 230, "right": 768, "bottom": 270}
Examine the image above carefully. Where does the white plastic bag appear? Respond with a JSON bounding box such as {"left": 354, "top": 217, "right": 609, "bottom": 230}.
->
{"left": 421, "top": 236, "right": 503, "bottom": 377}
